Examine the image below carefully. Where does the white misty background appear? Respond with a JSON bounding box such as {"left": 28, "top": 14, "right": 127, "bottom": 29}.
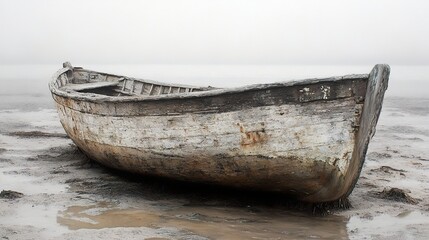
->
{"left": 0, "top": 0, "right": 428, "bottom": 98}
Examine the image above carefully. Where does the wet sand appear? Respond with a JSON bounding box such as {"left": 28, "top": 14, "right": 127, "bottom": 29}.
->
{"left": 0, "top": 97, "right": 428, "bottom": 239}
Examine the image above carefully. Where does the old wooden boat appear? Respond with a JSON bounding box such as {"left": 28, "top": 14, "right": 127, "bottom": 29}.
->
{"left": 49, "top": 62, "right": 389, "bottom": 203}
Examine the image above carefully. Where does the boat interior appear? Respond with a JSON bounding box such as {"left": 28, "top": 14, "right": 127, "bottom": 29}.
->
{"left": 57, "top": 65, "right": 216, "bottom": 97}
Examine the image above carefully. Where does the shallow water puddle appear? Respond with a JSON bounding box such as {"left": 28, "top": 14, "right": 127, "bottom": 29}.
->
{"left": 0, "top": 166, "right": 66, "bottom": 195}
{"left": 58, "top": 202, "right": 349, "bottom": 239}
{"left": 348, "top": 211, "right": 429, "bottom": 239}
{"left": 0, "top": 204, "right": 69, "bottom": 236}
{"left": 57, "top": 202, "right": 429, "bottom": 239}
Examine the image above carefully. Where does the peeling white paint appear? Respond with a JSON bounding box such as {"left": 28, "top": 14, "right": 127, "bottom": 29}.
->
{"left": 320, "top": 85, "right": 331, "bottom": 99}
{"left": 299, "top": 87, "right": 310, "bottom": 93}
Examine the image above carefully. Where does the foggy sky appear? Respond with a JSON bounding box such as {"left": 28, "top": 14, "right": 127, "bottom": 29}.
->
{"left": 0, "top": 0, "right": 428, "bottom": 65}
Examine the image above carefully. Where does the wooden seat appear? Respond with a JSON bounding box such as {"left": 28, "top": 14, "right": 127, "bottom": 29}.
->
{"left": 61, "top": 81, "right": 120, "bottom": 91}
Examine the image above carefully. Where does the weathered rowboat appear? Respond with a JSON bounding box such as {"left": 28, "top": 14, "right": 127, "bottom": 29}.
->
{"left": 49, "top": 62, "right": 389, "bottom": 203}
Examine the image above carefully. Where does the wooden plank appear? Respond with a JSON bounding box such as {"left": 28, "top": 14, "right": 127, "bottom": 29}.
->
{"left": 148, "top": 84, "right": 154, "bottom": 95}
{"left": 114, "top": 89, "right": 135, "bottom": 96}
{"left": 130, "top": 80, "right": 135, "bottom": 93}
{"left": 340, "top": 64, "right": 391, "bottom": 199}
{"left": 61, "top": 81, "right": 120, "bottom": 91}
{"left": 53, "top": 78, "right": 368, "bottom": 117}
{"left": 121, "top": 79, "right": 126, "bottom": 91}
{"left": 140, "top": 83, "right": 145, "bottom": 94}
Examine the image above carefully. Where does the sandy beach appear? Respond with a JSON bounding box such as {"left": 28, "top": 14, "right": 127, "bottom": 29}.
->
{"left": 0, "top": 96, "right": 428, "bottom": 239}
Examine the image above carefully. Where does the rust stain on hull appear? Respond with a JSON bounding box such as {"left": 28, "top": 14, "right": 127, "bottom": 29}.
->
{"left": 237, "top": 123, "right": 268, "bottom": 147}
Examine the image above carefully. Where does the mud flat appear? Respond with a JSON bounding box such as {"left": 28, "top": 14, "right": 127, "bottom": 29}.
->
{"left": 0, "top": 97, "right": 429, "bottom": 239}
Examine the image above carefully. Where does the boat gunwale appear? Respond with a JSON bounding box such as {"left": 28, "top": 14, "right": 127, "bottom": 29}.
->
{"left": 75, "top": 67, "right": 212, "bottom": 90}
{"left": 49, "top": 66, "right": 369, "bottom": 103}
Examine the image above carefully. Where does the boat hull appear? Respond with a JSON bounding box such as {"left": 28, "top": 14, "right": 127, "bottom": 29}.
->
{"left": 50, "top": 64, "right": 389, "bottom": 203}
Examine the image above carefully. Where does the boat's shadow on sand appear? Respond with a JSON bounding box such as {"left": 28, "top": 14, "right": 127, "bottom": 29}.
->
{"left": 56, "top": 146, "right": 348, "bottom": 215}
